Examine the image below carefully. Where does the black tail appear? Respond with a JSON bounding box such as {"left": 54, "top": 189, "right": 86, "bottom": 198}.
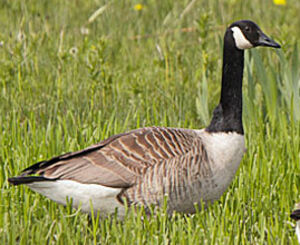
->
{"left": 291, "top": 209, "right": 300, "bottom": 221}
{"left": 8, "top": 176, "right": 54, "bottom": 185}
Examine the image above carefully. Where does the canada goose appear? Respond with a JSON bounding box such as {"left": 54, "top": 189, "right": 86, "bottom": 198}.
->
{"left": 8, "top": 20, "right": 280, "bottom": 218}
{"left": 291, "top": 203, "right": 300, "bottom": 244}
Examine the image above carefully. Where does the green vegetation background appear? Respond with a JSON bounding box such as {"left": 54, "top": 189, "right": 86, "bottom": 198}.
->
{"left": 0, "top": 0, "right": 299, "bottom": 244}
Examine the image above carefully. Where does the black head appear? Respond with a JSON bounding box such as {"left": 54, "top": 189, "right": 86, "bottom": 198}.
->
{"left": 291, "top": 209, "right": 300, "bottom": 221}
{"left": 228, "top": 20, "right": 281, "bottom": 50}
{"left": 291, "top": 203, "right": 300, "bottom": 221}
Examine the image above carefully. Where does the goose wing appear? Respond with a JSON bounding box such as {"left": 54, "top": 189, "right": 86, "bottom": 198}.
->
{"left": 9, "top": 127, "right": 198, "bottom": 188}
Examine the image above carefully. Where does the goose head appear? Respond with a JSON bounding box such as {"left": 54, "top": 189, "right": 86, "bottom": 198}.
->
{"left": 291, "top": 203, "right": 300, "bottom": 243}
{"left": 291, "top": 203, "right": 300, "bottom": 221}
{"left": 227, "top": 20, "right": 281, "bottom": 50}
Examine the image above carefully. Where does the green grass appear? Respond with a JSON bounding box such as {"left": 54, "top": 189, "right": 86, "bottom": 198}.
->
{"left": 0, "top": 0, "right": 299, "bottom": 244}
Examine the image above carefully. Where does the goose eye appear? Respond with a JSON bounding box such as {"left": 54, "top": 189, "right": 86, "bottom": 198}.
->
{"left": 245, "top": 26, "right": 250, "bottom": 32}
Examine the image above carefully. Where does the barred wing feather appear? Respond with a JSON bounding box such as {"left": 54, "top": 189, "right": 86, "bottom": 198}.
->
{"left": 18, "top": 127, "right": 198, "bottom": 188}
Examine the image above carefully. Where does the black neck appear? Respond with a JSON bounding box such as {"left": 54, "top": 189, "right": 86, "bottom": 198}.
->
{"left": 206, "top": 29, "right": 244, "bottom": 134}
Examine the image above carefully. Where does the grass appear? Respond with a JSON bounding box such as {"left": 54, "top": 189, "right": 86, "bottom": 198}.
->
{"left": 0, "top": 0, "right": 299, "bottom": 244}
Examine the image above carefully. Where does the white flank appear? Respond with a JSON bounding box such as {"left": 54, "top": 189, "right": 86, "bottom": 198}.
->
{"left": 231, "top": 26, "right": 253, "bottom": 50}
{"left": 27, "top": 180, "right": 125, "bottom": 217}
{"left": 198, "top": 130, "right": 246, "bottom": 201}
{"left": 296, "top": 221, "right": 300, "bottom": 244}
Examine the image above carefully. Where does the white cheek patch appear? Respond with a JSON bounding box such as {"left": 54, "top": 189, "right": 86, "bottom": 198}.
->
{"left": 231, "top": 26, "right": 253, "bottom": 50}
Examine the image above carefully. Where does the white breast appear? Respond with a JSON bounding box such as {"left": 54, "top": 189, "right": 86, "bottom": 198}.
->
{"left": 27, "top": 180, "right": 125, "bottom": 218}
{"left": 198, "top": 130, "right": 246, "bottom": 200}
{"left": 203, "top": 131, "right": 245, "bottom": 169}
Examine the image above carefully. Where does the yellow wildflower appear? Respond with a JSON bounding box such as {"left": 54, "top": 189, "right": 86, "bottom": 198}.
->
{"left": 273, "top": 0, "right": 286, "bottom": 5}
{"left": 134, "top": 4, "right": 144, "bottom": 11}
